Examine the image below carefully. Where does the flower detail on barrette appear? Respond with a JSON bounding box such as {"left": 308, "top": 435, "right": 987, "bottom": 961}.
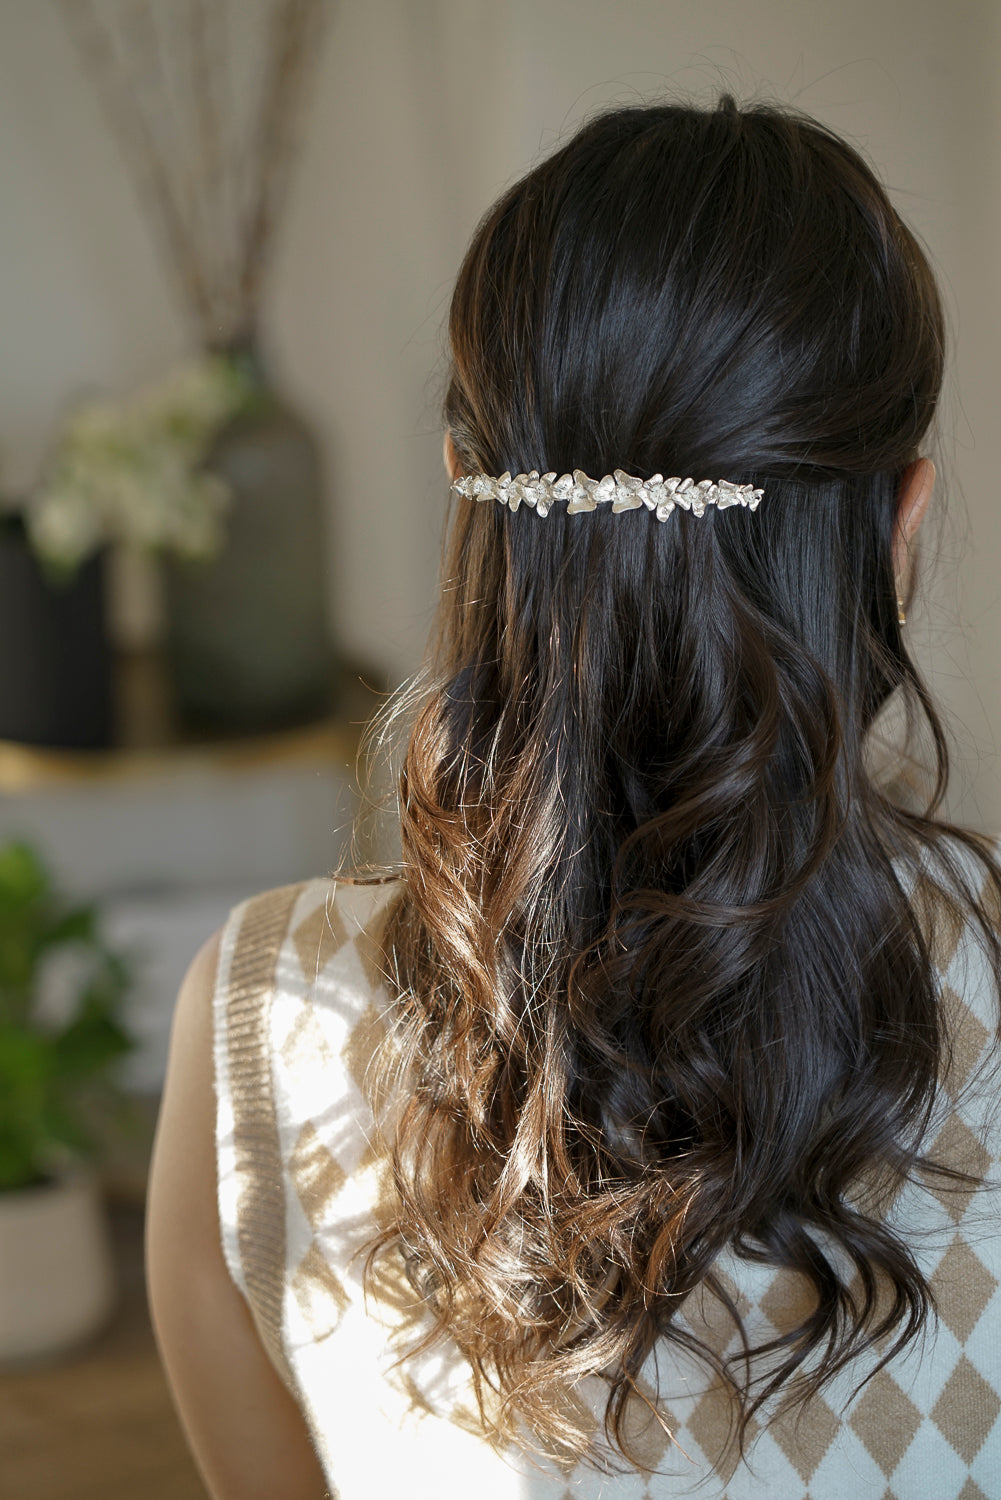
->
{"left": 451, "top": 468, "right": 764, "bottom": 519}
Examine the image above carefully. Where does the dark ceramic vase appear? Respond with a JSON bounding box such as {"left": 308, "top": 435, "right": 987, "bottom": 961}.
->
{"left": 163, "top": 345, "right": 334, "bottom": 732}
{"left": 0, "top": 516, "right": 112, "bottom": 749}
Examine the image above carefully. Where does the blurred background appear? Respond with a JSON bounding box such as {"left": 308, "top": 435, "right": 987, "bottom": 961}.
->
{"left": 0, "top": 1, "right": 998, "bottom": 1495}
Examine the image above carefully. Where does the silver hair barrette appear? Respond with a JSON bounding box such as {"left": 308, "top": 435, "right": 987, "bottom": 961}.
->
{"left": 451, "top": 468, "right": 764, "bottom": 520}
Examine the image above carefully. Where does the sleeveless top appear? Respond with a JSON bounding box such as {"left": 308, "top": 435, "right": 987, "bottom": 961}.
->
{"left": 212, "top": 869, "right": 1001, "bottom": 1500}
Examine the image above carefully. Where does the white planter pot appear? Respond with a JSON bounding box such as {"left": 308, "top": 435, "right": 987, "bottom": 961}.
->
{"left": 0, "top": 1169, "right": 116, "bottom": 1363}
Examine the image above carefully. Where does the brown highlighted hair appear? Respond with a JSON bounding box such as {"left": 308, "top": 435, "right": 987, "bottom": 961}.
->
{"left": 359, "top": 97, "right": 1001, "bottom": 1471}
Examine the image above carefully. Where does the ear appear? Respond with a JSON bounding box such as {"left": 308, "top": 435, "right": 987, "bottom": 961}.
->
{"left": 893, "top": 457, "right": 935, "bottom": 578}
{"left": 443, "top": 430, "right": 461, "bottom": 481}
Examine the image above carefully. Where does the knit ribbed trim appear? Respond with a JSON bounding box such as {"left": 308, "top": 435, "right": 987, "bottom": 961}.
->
{"left": 223, "top": 882, "right": 305, "bottom": 1395}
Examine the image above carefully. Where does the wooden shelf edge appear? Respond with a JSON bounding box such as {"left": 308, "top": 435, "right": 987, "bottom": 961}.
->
{"left": 0, "top": 718, "right": 373, "bottom": 791}
{"left": 0, "top": 650, "right": 392, "bottom": 792}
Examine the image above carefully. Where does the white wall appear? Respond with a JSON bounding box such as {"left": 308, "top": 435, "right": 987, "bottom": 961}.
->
{"left": 1, "top": 1, "right": 999, "bottom": 827}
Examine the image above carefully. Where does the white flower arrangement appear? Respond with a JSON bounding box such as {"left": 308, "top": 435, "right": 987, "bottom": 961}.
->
{"left": 27, "top": 356, "right": 252, "bottom": 574}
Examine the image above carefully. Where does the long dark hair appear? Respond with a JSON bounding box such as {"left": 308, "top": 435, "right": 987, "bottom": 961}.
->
{"left": 358, "top": 96, "right": 1001, "bottom": 1471}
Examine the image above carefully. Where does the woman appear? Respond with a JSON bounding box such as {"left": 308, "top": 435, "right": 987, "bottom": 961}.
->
{"left": 147, "top": 97, "right": 1001, "bottom": 1499}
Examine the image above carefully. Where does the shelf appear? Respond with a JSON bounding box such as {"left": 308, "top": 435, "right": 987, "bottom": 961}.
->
{"left": 0, "top": 649, "right": 390, "bottom": 792}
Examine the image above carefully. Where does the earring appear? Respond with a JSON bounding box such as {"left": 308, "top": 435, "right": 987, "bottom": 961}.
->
{"left": 897, "top": 595, "right": 907, "bottom": 626}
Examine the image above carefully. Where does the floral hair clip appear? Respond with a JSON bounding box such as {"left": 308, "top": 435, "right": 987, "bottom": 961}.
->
{"left": 451, "top": 468, "right": 764, "bottom": 520}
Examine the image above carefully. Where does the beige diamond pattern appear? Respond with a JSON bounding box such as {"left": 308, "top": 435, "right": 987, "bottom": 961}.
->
{"left": 289, "top": 1120, "right": 347, "bottom": 1231}
{"left": 280, "top": 1000, "right": 335, "bottom": 1073}
{"left": 956, "top": 1479, "right": 991, "bottom": 1500}
{"left": 225, "top": 875, "right": 1001, "bottom": 1498}
{"left": 682, "top": 1271, "right": 751, "bottom": 1361}
{"left": 767, "top": 1391, "right": 840, "bottom": 1482}
{"left": 759, "top": 1270, "right": 819, "bottom": 1339}
{"left": 608, "top": 1375, "right": 676, "bottom": 1475}
{"left": 291, "top": 1239, "right": 350, "bottom": 1342}
{"left": 353, "top": 890, "right": 397, "bottom": 993}
{"left": 930, "top": 1235, "right": 998, "bottom": 1343}
{"left": 977, "top": 854, "right": 1001, "bottom": 932}
{"left": 939, "top": 986, "right": 991, "bottom": 1103}
{"left": 926, "top": 1115, "right": 993, "bottom": 1225}
{"left": 341, "top": 999, "right": 389, "bottom": 1102}
{"left": 685, "top": 1382, "right": 754, "bottom": 1482}
{"left": 849, "top": 1369, "right": 923, "bottom": 1474}
{"left": 931, "top": 1356, "right": 1001, "bottom": 1465}
{"left": 292, "top": 898, "right": 349, "bottom": 985}
{"left": 910, "top": 872, "right": 968, "bottom": 973}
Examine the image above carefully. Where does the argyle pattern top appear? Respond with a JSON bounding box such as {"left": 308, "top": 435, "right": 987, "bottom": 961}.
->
{"left": 212, "top": 867, "right": 1001, "bottom": 1500}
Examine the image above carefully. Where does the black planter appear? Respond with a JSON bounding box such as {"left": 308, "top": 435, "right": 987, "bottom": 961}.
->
{"left": 0, "top": 517, "right": 113, "bottom": 749}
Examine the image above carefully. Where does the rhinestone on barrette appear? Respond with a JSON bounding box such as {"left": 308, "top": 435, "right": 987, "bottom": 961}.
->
{"left": 451, "top": 469, "right": 764, "bottom": 519}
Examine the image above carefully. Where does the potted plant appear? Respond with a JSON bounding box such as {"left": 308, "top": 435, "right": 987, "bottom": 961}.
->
{"left": 25, "top": 358, "right": 250, "bottom": 579}
{"left": 0, "top": 841, "right": 135, "bottom": 1363}
{"left": 0, "top": 354, "right": 250, "bottom": 752}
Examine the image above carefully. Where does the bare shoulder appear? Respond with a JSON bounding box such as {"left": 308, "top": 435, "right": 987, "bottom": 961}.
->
{"left": 146, "top": 930, "right": 329, "bottom": 1500}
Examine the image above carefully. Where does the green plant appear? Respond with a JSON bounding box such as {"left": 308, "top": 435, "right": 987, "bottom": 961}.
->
{"left": 0, "top": 842, "right": 135, "bottom": 1192}
{"left": 26, "top": 354, "right": 253, "bottom": 577}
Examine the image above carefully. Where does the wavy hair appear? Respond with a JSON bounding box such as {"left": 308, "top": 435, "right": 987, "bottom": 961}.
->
{"left": 356, "top": 97, "right": 1001, "bottom": 1471}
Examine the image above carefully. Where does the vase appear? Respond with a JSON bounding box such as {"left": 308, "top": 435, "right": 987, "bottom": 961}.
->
{"left": 163, "top": 345, "right": 334, "bottom": 732}
{"left": 0, "top": 516, "right": 113, "bottom": 749}
{"left": 0, "top": 1168, "right": 116, "bottom": 1364}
